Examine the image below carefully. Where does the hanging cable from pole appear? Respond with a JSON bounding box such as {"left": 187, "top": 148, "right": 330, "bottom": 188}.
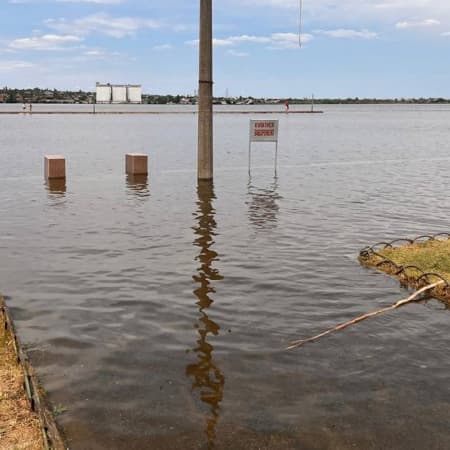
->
{"left": 298, "top": 0, "right": 303, "bottom": 47}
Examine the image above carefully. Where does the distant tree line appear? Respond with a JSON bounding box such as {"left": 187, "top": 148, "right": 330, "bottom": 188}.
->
{"left": 1, "top": 87, "right": 449, "bottom": 105}
{"left": 0, "top": 87, "right": 94, "bottom": 104}
{"left": 286, "top": 97, "right": 450, "bottom": 105}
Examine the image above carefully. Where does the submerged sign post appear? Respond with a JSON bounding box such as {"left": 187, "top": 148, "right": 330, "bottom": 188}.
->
{"left": 248, "top": 119, "right": 279, "bottom": 175}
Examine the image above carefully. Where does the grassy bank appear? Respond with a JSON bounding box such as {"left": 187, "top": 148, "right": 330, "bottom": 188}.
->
{"left": 0, "top": 311, "right": 43, "bottom": 449}
{"left": 360, "top": 238, "right": 450, "bottom": 305}
{"left": 379, "top": 239, "right": 450, "bottom": 279}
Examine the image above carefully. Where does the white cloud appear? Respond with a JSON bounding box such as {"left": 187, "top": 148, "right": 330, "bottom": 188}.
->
{"left": 212, "top": 38, "right": 235, "bottom": 47}
{"left": 237, "top": 0, "right": 450, "bottom": 28}
{"left": 227, "top": 49, "right": 249, "bottom": 57}
{"left": 187, "top": 32, "right": 312, "bottom": 49}
{"left": 46, "top": 13, "right": 162, "bottom": 38}
{"left": 173, "top": 24, "right": 197, "bottom": 33}
{"left": 0, "top": 60, "right": 34, "bottom": 71}
{"left": 315, "top": 28, "right": 378, "bottom": 39}
{"left": 186, "top": 38, "right": 233, "bottom": 47}
{"left": 396, "top": 19, "right": 440, "bottom": 29}
{"left": 9, "top": 34, "right": 82, "bottom": 51}
{"left": 10, "top": 0, "right": 122, "bottom": 3}
{"left": 270, "top": 32, "right": 312, "bottom": 48}
{"left": 59, "top": 0, "right": 123, "bottom": 2}
{"left": 84, "top": 49, "right": 105, "bottom": 56}
{"left": 227, "top": 35, "right": 271, "bottom": 44}
{"left": 152, "top": 44, "right": 173, "bottom": 51}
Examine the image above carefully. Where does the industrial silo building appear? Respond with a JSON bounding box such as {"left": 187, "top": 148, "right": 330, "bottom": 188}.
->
{"left": 127, "top": 85, "right": 142, "bottom": 104}
{"left": 96, "top": 83, "right": 112, "bottom": 103}
{"left": 111, "top": 85, "right": 127, "bottom": 103}
{"left": 95, "top": 83, "right": 142, "bottom": 104}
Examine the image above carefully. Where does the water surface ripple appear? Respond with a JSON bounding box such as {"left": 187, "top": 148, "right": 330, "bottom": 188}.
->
{"left": 0, "top": 105, "right": 449, "bottom": 449}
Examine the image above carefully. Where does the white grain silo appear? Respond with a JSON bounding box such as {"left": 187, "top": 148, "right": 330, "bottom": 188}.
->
{"left": 96, "top": 83, "right": 112, "bottom": 103}
{"left": 127, "top": 85, "right": 142, "bottom": 104}
{"left": 112, "top": 85, "right": 127, "bottom": 103}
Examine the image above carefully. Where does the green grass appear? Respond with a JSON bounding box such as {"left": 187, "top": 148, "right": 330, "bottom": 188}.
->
{"left": 359, "top": 238, "right": 450, "bottom": 305}
{"left": 379, "top": 239, "right": 450, "bottom": 281}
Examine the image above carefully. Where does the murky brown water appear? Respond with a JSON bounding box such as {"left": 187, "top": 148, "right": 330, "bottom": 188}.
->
{"left": 0, "top": 104, "right": 449, "bottom": 449}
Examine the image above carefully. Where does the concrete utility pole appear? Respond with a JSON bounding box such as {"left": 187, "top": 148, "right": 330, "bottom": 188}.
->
{"left": 198, "top": 0, "right": 213, "bottom": 180}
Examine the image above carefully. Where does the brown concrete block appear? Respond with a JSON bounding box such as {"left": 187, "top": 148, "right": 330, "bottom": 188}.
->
{"left": 125, "top": 153, "right": 148, "bottom": 175}
{"left": 44, "top": 155, "right": 66, "bottom": 179}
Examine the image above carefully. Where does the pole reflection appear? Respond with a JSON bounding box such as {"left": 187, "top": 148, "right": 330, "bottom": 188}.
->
{"left": 247, "top": 176, "right": 281, "bottom": 230}
{"left": 186, "top": 180, "right": 225, "bottom": 449}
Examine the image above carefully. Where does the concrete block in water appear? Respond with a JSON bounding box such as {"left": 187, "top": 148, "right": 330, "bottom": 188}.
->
{"left": 44, "top": 155, "right": 66, "bottom": 179}
{"left": 126, "top": 153, "right": 148, "bottom": 175}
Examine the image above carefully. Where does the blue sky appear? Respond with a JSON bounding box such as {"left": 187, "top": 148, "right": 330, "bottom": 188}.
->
{"left": 1, "top": 0, "right": 450, "bottom": 98}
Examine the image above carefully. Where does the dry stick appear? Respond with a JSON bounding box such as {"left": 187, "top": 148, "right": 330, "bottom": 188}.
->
{"left": 287, "top": 280, "right": 444, "bottom": 350}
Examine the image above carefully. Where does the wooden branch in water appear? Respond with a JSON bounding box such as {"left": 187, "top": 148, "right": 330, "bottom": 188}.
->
{"left": 287, "top": 281, "right": 444, "bottom": 350}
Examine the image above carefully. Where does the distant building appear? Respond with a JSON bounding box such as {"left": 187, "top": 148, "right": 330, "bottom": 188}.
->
{"left": 96, "top": 83, "right": 142, "bottom": 104}
{"left": 0, "top": 93, "right": 7, "bottom": 103}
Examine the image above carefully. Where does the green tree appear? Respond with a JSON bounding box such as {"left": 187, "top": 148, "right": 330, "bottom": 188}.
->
{"left": 6, "top": 92, "right": 16, "bottom": 103}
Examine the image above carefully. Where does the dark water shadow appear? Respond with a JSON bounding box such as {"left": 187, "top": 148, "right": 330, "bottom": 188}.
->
{"left": 45, "top": 179, "right": 66, "bottom": 199}
{"left": 186, "top": 180, "right": 225, "bottom": 449}
{"left": 126, "top": 174, "right": 150, "bottom": 199}
{"left": 247, "top": 176, "right": 281, "bottom": 230}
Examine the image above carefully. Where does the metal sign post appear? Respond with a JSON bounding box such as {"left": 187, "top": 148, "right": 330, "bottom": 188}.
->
{"left": 248, "top": 120, "right": 279, "bottom": 176}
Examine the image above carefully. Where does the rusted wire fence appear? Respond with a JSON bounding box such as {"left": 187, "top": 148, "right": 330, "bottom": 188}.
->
{"left": 359, "top": 233, "right": 450, "bottom": 304}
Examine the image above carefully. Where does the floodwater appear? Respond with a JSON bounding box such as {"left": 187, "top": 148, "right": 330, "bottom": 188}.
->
{"left": 0, "top": 104, "right": 449, "bottom": 449}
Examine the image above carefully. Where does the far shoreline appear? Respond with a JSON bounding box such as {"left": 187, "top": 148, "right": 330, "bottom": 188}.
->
{"left": 0, "top": 109, "right": 324, "bottom": 115}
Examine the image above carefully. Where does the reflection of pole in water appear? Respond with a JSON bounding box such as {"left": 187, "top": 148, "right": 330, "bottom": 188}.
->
{"left": 186, "top": 180, "right": 224, "bottom": 449}
{"left": 247, "top": 176, "right": 281, "bottom": 230}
